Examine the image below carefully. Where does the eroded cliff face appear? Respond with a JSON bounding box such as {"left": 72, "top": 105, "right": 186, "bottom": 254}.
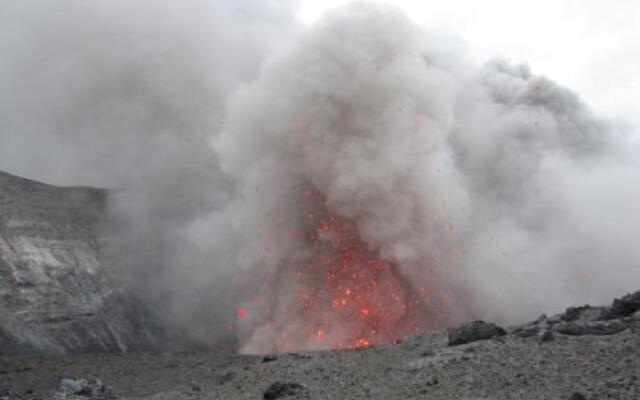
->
{"left": 0, "top": 171, "right": 164, "bottom": 355}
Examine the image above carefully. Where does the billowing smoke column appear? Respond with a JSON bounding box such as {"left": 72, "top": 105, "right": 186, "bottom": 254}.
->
{"left": 216, "top": 4, "right": 473, "bottom": 353}
{"left": 214, "top": 3, "right": 640, "bottom": 354}
{"left": 216, "top": 5, "right": 468, "bottom": 352}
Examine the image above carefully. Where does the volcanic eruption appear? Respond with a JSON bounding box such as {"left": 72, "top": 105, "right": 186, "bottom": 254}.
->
{"left": 6, "top": 0, "right": 640, "bottom": 357}
{"left": 216, "top": 4, "right": 471, "bottom": 353}
{"left": 232, "top": 184, "right": 455, "bottom": 353}
{"left": 213, "top": 3, "right": 640, "bottom": 354}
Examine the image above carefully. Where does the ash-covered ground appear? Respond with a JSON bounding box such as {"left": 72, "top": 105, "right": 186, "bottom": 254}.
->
{"left": 2, "top": 291, "right": 639, "bottom": 400}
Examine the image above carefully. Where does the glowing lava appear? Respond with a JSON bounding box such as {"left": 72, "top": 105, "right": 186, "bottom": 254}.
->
{"left": 236, "top": 184, "right": 446, "bottom": 354}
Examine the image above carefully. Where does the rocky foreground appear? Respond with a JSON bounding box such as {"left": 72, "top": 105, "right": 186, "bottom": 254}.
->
{"left": 1, "top": 291, "right": 639, "bottom": 400}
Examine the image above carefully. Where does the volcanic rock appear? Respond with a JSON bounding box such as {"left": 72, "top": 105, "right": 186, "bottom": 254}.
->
{"left": 553, "top": 320, "right": 627, "bottom": 336}
{"left": 561, "top": 306, "right": 603, "bottom": 322}
{"left": 448, "top": 320, "right": 507, "bottom": 346}
{"left": 601, "top": 291, "right": 640, "bottom": 320}
{"left": 511, "top": 325, "right": 540, "bottom": 339}
{"left": 262, "top": 355, "right": 279, "bottom": 363}
{"left": 56, "top": 377, "right": 116, "bottom": 399}
{"left": 0, "top": 170, "right": 165, "bottom": 355}
{"left": 538, "top": 328, "right": 554, "bottom": 342}
{"left": 216, "top": 369, "right": 235, "bottom": 385}
{"left": 263, "top": 382, "right": 307, "bottom": 399}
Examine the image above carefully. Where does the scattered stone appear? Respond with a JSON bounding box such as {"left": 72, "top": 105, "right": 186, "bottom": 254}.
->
{"left": 425, "top": 378, "right": 439, "bottom": 386}
{"left": 553, "top": 320, "right": 627, "bottom": 336}
{"left": 56, "top": 377, "right": 116, "bottom": 400}
{"left": 448, "top": 321, "right": 507, "bottom": 346}
{"left": 262, "top": 354, "right": 278, "bottom": 363}
{"left": 263, "top": 382, "right": 306, "bottom": 400}
{"left": 216, "top": 369, "right": 235, "bottom": 385}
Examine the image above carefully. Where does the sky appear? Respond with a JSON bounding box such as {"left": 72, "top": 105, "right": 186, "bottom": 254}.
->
{"left": 297, "top": 0, "right": 640, "bottom": 135}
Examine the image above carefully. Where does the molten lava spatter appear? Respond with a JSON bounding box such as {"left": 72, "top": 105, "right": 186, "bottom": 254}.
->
{"left": 236, "top": 185, "right": 448, "bottom": 354}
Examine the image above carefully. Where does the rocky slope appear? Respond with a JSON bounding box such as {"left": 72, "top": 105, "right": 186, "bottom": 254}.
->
{"left": 0, "top": 170, "right": 163, "bottom": 355}
{"left": 1, "top": 291, "right": 639, "bottom": 400}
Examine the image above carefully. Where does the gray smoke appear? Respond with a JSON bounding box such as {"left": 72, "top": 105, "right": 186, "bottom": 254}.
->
{"left": 0, "top": 0, "right": 297, "bottom": 344}
{"left": 214, "top": 3, "right": 640, "bottom": 352}
{"left": 2, "top": 1, "right": 640, "bottom": 352}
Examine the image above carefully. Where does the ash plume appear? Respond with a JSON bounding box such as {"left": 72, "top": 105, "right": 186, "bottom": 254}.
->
{"left": 2, "top": 1, "right": 640, "bottom": 353}
{"left": 215, "top": 3, "right": 640, "bottom": 352}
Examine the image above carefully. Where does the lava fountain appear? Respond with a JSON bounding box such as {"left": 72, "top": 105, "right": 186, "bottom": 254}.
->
{"left": 216, "top": 4, "right": 471, "bottom": 354}
{"left": 234, "top": 184, "right": 457, "bottom": 354}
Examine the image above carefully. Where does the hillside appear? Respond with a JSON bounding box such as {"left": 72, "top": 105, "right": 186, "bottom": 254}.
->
{"left": 0, "top": 171, "right": 163, "bottom": 355}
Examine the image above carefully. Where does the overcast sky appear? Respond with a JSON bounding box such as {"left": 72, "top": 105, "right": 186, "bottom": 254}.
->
{"left": 297, "top": 0, "right": 640, "bottom": 136}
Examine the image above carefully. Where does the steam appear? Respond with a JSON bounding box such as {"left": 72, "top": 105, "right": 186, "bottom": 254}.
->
{"left": 2, "top": 1, "right": 640, "bottom": 352}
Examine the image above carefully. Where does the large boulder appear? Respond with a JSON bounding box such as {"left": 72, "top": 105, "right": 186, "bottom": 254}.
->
{"left": 448, "top": 320, "right": 507, "bottom": 346}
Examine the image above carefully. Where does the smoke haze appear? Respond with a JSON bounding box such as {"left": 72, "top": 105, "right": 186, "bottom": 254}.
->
{"left": 2, "top": 1, "right": 640, "bottom": 352}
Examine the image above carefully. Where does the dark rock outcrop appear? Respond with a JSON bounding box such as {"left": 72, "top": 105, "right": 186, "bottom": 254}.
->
{"left": 448, "top": 320, "right": 507, "bottom": 346}
{"left": 553, "top": 320, "right": 627, "bottom": 336}
{"left": 0, "top": 171, "right": 164, "bottom": 355}
{"left": 601, "top": 291, "right": 640, "bottom": 320}
{"left": 508, "top": 291, "right": 640, "bottom": 343}
{"left": 263, "top": 382, "right": 307, "bottom": 400}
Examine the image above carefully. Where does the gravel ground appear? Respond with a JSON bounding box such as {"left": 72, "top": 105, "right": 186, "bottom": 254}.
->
{"left": 2, "top": 294, "right": 640, "bottom": 400}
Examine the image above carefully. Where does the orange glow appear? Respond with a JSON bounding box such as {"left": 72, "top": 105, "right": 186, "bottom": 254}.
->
{"left": 236, "top": 184, "right": 453, "bottom": 353}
